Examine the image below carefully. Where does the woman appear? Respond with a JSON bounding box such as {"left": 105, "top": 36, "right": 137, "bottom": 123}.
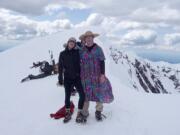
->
{"left": 58, "top": 37, "right": 86, "bottom": 123}
{"left": 80, "top": 31, "right": 114, "bottom": 121}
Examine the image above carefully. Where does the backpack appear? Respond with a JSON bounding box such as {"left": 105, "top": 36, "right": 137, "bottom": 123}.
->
{"left": 50, "top": 102, "right": 75, "bottom": 119}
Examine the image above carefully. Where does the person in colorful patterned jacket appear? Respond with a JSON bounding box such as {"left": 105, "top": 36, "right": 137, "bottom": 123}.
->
{"left": 79, "top": 31, "right": 114, "bottom": 121}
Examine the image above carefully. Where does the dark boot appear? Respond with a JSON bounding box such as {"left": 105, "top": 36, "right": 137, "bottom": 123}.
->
{"left": 28, "top": 74, "right": 34, "bottom": 79}
{"left": 95, "top": 111, "right": 102, "bottom": 121}
{"left": 84, "top": 112, "right": 89, "bottom": 119}
{"left": 21, "top": 76, "right": 30, "bottom": 83}
{"left": 76, "top": 111, "right": 87, "bottom": 123}
{"left": 63, "top": 109, "right": 72, "bottom": 123}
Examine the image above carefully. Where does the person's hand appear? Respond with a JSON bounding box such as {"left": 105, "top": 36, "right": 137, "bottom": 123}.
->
{"left": 100, "top": 74, "right": 106, "bottom": 83}
{"left": 56, "top": 81, "right": 63, "bottom": 87}
{"left": 58, "top": 76, "right": 63, "bottom": 86}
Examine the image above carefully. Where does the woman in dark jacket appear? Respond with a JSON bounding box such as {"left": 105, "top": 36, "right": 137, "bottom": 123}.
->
{"left": 58, "top": 37, "right": 86, "bottom": 123}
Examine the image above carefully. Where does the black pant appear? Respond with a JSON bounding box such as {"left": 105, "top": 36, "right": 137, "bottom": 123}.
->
{"left": 28, "top": 73, "right": 51, "bottom": 80}
{"left": 64, "top": 77, "right": 85, "bottom": 110}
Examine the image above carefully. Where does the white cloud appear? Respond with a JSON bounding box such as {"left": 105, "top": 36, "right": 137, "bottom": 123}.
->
{"left": 86, "top": 13, "right": 104, "bottom": 26}
{"left": 119, "top": 29, "right": 157, "bottom": 46}
{"left": 75, "top": 13, "right": 164, "bottom": 47}
{"left": 0, "top": 8, "right": 73, "bottom": 40}
{"left": 164, "top": 33, "right": 180, "bottom": 46}
{"left": 76, "top": 13, "right": 145, "bottom": 31}
{"left": 75, "top": 13, "right": 105, "bottom": 28}
{"left": 0, "top": 0, "right": 180, "bottom": 29}
{"left": 59, "top": 1, "right": 88, "bottom": 10}
{"left": 0, "top": 0, "right": 89, "bottom": 15}
{"left": 44, "top": 4, "right": 62, "bottom": 15}
{"left": 0, "top": 0, "right": 180, "bottom": 24}
{"left": 44, "top": 2, "right": 88, "bottom": 15}
{"left": 76, "top": 0, "right": 180, "bottom": 29}
{"left": 115, "top": 21, "right": 143, "bottom": 30}
{"left": 131, "top": 6, "right": 180, "bottom": 23}
{"left": 0, "top": 0, "right": 50, "bottom": 15}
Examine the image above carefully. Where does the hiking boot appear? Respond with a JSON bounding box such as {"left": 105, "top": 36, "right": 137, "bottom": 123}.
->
{"left": 63, "top": 110, "right": 72, "bottom": 123}
{"left": 95, "top": 111, "right": 102, "bottom": 121}
{"left": 76, "top": 111, "right": 87, "bottom": 123}
{"left": 82, "top": 110, "right": 89, "bottom": 119}
{"left": 28, "top": 74, "right": 34, "bottom": 79}
{"left": 84, "top": 112, "right": 89, "bottom": 119}
{"left": 21, "top": 76, "right": 30, "bottom": 83}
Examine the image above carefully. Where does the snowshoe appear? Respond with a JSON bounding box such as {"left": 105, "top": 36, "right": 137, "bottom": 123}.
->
{"left": 76, "top": 112, "right": 87, "bottom": 123}
{"left": 84, "top": 112, "right": 89, "bottom": 119}
{"left": 95, "top": 111, "right": 103, "bottom": 121}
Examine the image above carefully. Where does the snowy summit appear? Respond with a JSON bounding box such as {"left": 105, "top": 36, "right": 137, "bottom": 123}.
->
{"left": 0, "top": 27, "right": 180, "bottom": 135}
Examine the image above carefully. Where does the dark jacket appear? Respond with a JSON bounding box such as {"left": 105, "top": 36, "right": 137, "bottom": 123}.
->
{"left": 40, "top": 61, "right": 53, "bottom": 74}
{"left": 58, "top": 48, "right": 81, "bottom": 84}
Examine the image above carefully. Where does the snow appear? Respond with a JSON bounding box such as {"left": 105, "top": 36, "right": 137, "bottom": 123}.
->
{"left": 0, "top": 27, "right": 180, "bottom": 135}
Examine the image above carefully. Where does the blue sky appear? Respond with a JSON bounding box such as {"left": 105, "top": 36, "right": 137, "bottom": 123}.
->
{"left": 0, "top": 0, "right": 180, "bottom": 63}
{"left": 33, "top": 8, "right": 92, "bottom": 24}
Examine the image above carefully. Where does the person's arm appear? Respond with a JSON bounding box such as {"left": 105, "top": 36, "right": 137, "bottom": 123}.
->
{"left": 44, "top": 62, "right": 53, "bottom": 74}
{"left": 99, "top": 60, "right": 106, "bottom": 83}
{"left": 77, "top": 50, "right": 81, "bottom": 74}
{"left": 100, "top": 60, "right": 105, "bottom": 75}
{"left": 98, "top": 46, "right": 106, "bottom": 83}
{"left": 98, "top": 46, "right": 105, "bottom": 75}
{"left": 58, "top": 53, "right": 64, "bottom": 85}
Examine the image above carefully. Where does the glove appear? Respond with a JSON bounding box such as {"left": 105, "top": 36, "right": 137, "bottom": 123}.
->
{"left": 59, "top": 80, "right": 63, "bottom": 85}
{"left": 56, "top": 81, "right": 63, "bottom": 87}
{"left": 58, "top": 75, "right": 63, "bottom": 85}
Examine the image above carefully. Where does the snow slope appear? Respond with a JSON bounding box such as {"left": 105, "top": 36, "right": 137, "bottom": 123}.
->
{"left": 0, "top": 27, "right": 180, "bottom": 135}
{"left": 109, "top": 47, "right": 180, "bottom": 94}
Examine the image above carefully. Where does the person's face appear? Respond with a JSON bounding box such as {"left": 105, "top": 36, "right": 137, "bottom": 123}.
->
{"left": 85, "top": 36, "right": 94, "bottom": 47}
{"left": 68, "top": 41, "right": 75, "bottom": 49}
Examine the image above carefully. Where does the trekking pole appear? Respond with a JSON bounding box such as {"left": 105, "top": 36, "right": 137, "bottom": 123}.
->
{"left": 48, "top": 50, "right": 54, "bottom": 65}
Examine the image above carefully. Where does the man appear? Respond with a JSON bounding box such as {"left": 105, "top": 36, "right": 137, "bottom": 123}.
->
{"left": 80, "top": 31, "right": 114, "bottom": 121}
